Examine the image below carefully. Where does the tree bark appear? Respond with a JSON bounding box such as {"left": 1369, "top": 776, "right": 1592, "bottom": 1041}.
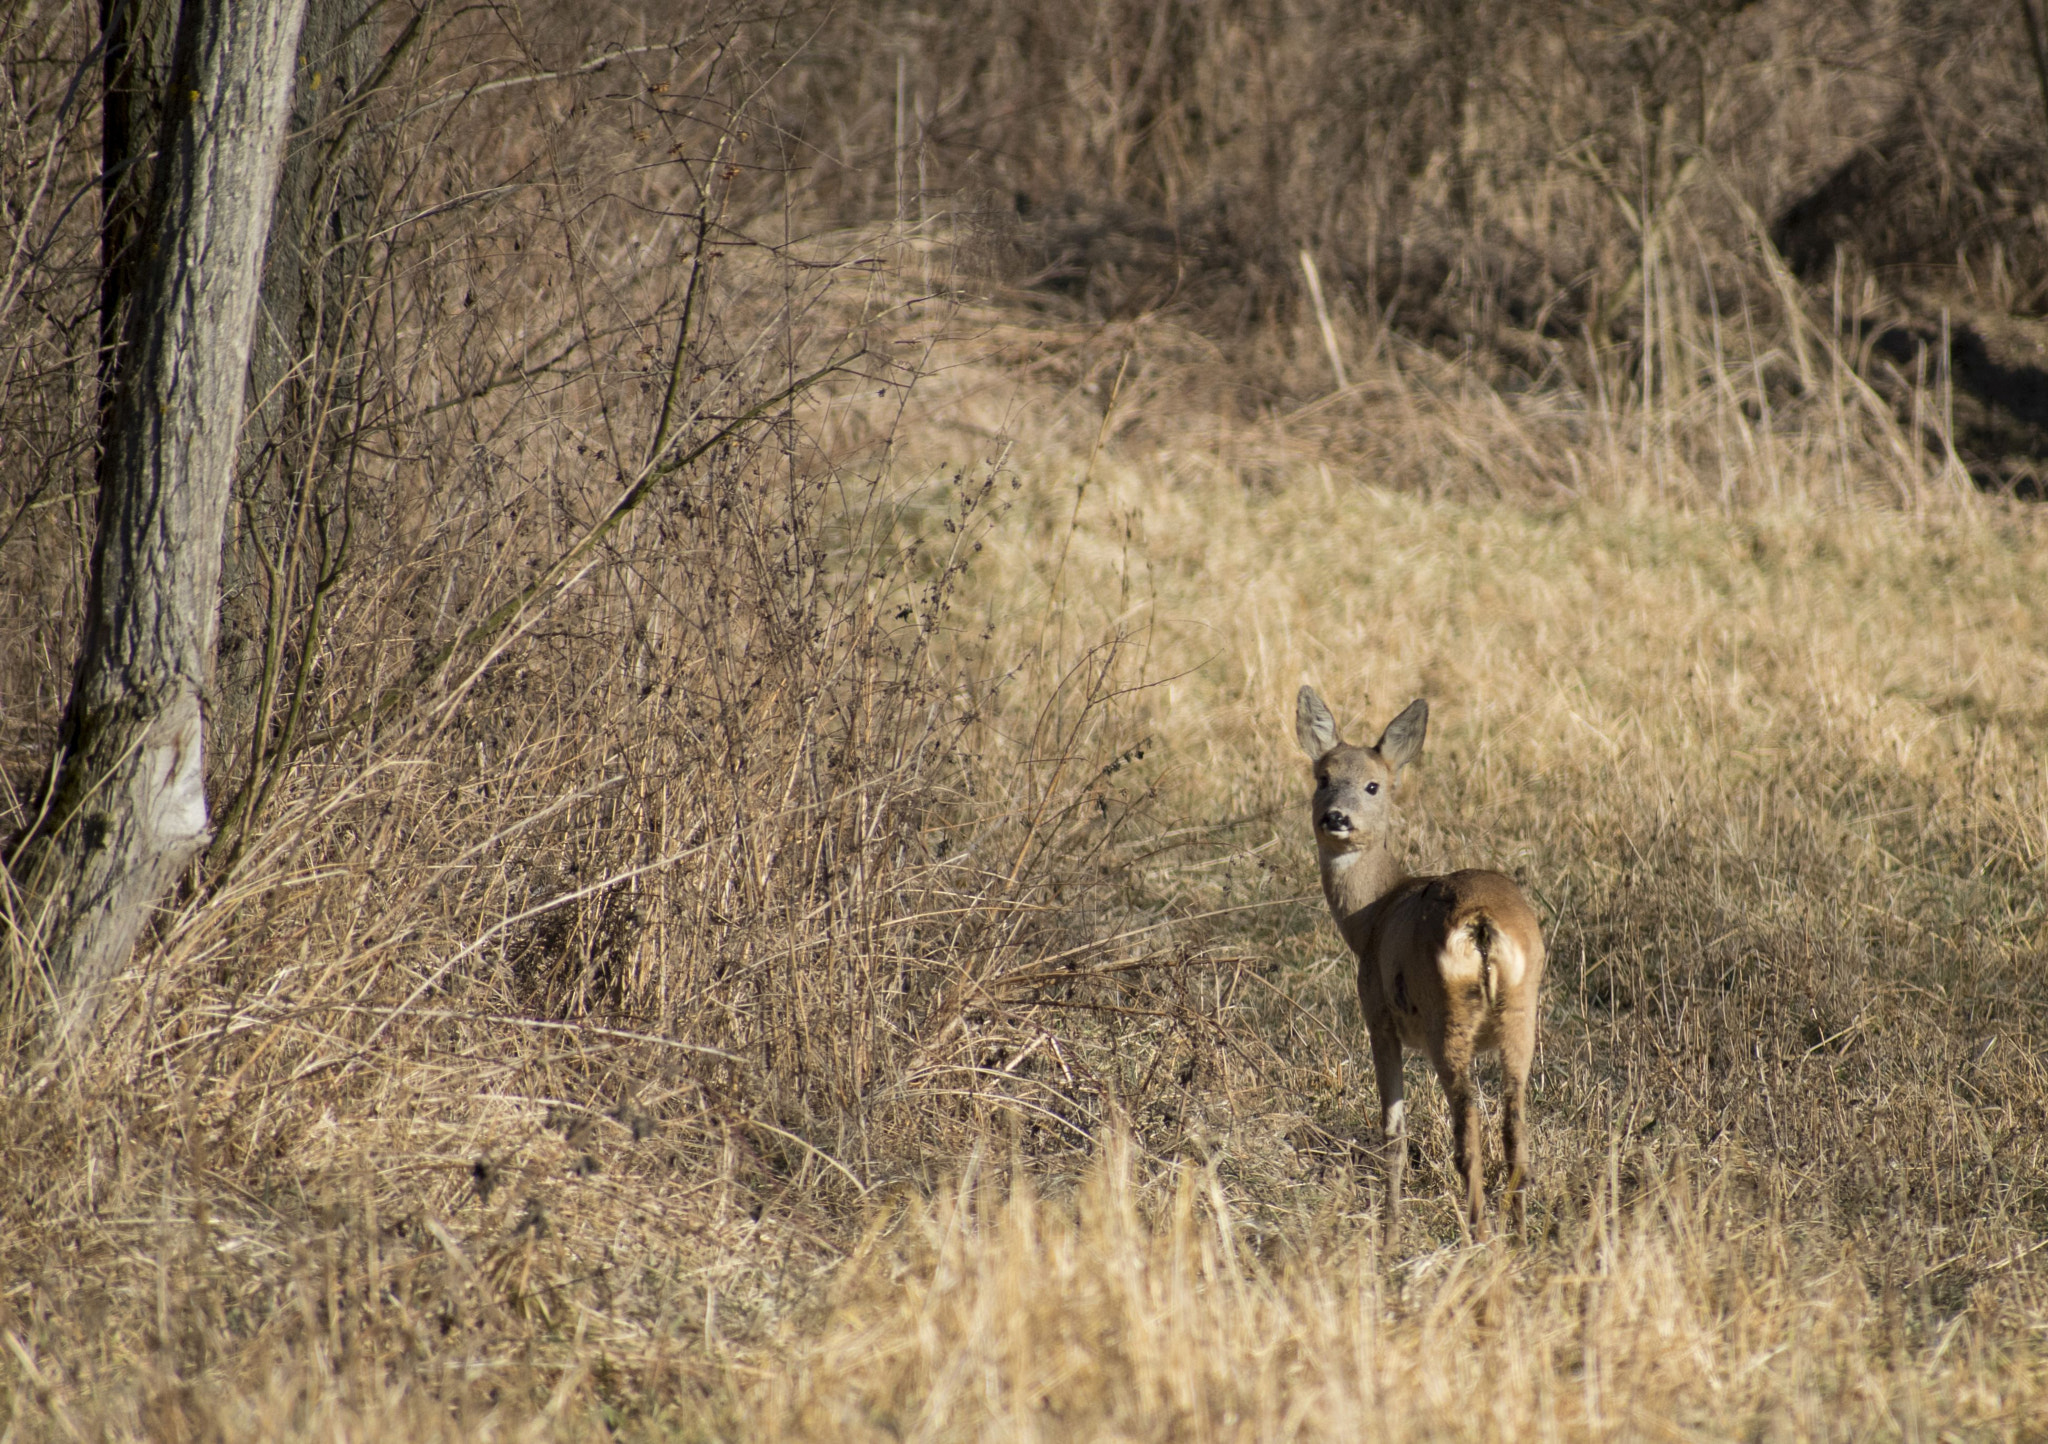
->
{"left": 11, "top": 0, "right": 311, "bottom": 1047}
{"left": 215, "top": 0, "right": 380, "bottom": 839}
{"left": 98, "top": 0, "right": 181, "bottom": 435}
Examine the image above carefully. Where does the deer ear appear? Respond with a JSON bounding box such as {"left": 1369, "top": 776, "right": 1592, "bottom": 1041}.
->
{"left": 1375, "top": 698, "right": 1429, "bottom": 770}
{"left": 1295, "top": 686, "right": 1339, "bottom": 758}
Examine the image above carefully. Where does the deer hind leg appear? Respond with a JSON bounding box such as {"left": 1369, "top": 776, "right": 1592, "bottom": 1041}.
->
{"left": 1437, "top": 1051, "right": 1487, "bottom": 1241}
{"left": 1368, "top": 1021, "right": 1407, "bottom": 1238}
{"left": 1500, "top": 1012, "right": 1536, "bottom": 1237}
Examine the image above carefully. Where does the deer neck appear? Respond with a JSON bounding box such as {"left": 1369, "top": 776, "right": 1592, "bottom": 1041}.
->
{"left": 1318, "top": 833, "right": 1404, "bottom": 925}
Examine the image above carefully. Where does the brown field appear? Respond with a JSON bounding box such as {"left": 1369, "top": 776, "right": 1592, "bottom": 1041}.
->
{"left": 3, "top": 2, "right": 2048, "bottom": 1438}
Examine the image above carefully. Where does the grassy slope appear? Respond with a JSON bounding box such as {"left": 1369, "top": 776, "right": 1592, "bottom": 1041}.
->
{"left": 747, "top": 435, "right": 2048, "bottom": 1439}
{"left": 6, "top": 368, "right": 2045, "bottom": 1439}
{"left": 9, "top": 2, "right": 2048, "bottom": 1433}
{"left": 7, "top": 326, "right": 2048, "bottom": 1441}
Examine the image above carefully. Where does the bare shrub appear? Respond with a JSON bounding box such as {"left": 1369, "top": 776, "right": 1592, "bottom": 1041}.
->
{"left": 0, "top": 0, "right": 1222, "bottom": 1412}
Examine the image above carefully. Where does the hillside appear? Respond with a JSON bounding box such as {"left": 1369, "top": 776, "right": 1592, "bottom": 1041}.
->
{"left": 2, "top": 1, "right": 2047, "bottom": 1437}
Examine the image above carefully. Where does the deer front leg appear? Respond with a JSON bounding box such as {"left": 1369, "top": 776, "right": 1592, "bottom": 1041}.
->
{"left": 1368, "top": 1021, "right": 1407, "bottom": 1239}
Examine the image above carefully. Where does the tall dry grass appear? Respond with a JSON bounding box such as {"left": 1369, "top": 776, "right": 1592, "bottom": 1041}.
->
{"left": 0, "top": 0, "right": 2046, "bottom": 1438}
{"left": 768, "top": 1136, "right": 2041, "bottom": 1441}
{"left": 743, "top": 356, "right": 2048, "bottom": 1439}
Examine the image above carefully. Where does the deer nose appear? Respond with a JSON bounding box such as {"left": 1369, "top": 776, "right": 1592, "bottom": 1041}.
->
{"left": 1319, "top": 808, "right": 1353, "bottom": 835}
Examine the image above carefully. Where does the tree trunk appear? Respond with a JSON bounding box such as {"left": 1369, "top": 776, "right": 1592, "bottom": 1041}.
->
{"left": 214, "top": 0, "right": 381, "bottom": 848}
{"left": 11, "top": 0, "right": 311, "bottom": 1047}
{"left": 97, "top": 0, "right": 181, "bottom": 435}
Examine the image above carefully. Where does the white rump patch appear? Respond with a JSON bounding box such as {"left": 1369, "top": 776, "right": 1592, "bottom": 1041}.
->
{"left": 1442, "top": 924, "right": 1529, "bottom": 992}
{"left": 1439, "top": 930, "right": 1483, "bottom": 979}
{"left": 1491, "top": 935, "right": 1528, "bottom": 991}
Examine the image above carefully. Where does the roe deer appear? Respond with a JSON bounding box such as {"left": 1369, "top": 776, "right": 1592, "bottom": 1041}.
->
{"left": 1295, "top": 688, "right": 1545, "bottom": 1239}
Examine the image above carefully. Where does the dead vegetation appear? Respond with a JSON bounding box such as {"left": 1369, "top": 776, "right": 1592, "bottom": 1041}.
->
{"left": 0, "top": 1, "right": 2046, "bottom": 1437}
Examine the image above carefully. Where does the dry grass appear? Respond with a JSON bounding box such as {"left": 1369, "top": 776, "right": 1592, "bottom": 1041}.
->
{"left": 749, "top": 411, "right": 2048, "bottom": 1440}
{"left": 9, "top": 357, "right": 2045, "bottom": 1438}
{"left": 767, "top": 1137, "right": 2040, "bottom": 1441}
{"left": 3, "top": 1, "right": 2048, "bottom": 1438}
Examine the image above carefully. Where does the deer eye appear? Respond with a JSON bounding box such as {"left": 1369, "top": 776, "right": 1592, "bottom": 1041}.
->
{"left": 1314, "top": 773, "right": 1327, "bottom": 787}
{"left": 1365, "top": 781, "right": 1380, "bottom": 795}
